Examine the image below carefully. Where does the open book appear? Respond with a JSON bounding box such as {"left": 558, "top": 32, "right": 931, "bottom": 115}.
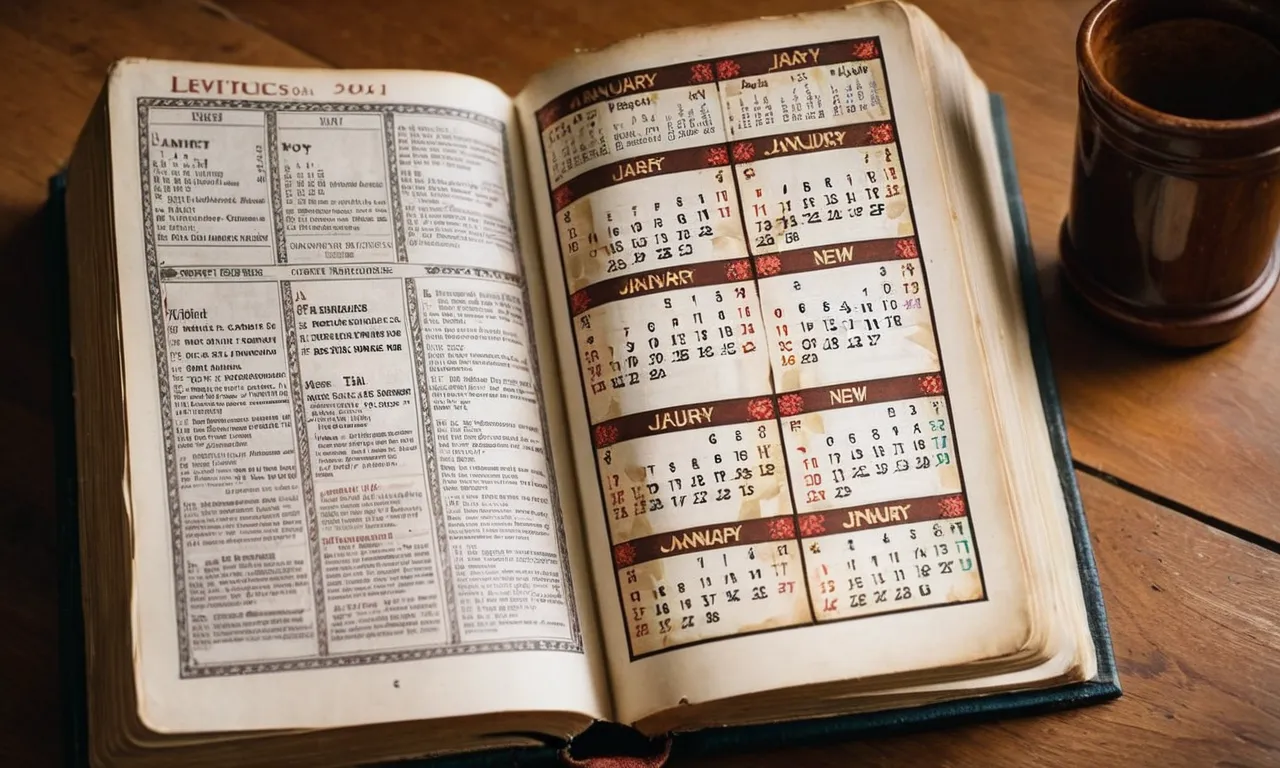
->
{"left": 60, "top": 3, "right": 1113, "bottom": 766}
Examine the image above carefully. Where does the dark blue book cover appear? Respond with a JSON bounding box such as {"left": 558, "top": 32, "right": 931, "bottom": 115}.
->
{"left": 50, "top": 93, "right": 1118, "bottom": 768}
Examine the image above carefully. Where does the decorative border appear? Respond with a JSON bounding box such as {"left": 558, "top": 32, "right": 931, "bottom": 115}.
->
{"left": 140, "top": 97, "right": 505, "bottom": 127}
{"left": 136, "top": 103, "right": 191, "bottom": 670}
{"left": 278, "top": 281, "right": 330, "bottom": 657}
{"left": 404, "top": 279, "right": 461, "bottom": 643}
{"left": 266, "top": 111, "right": 287, "bottom": 265}
{"left": 535, "top": 38, "right": 988, "bottom": 660}
{"left": 138, "top": 97, "right": 581, "bottom": 678}
{"left": 384, "top": 112, "right": 410, "bottom": 263}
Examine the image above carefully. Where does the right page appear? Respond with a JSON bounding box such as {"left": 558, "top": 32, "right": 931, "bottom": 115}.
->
{"left": 516, "top": 1, "right": 1048, "bottom": 726}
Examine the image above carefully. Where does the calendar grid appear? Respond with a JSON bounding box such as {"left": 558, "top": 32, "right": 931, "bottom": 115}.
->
{"left": 538, "top": 37, "right": 989, "bottom": 659}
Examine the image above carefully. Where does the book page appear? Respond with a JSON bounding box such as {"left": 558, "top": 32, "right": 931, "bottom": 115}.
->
{"left": 106, "top": 60, "right": 608, "bottom": 732}
{"left": 516, "top": 1, "right": 1037, "bottom": 725}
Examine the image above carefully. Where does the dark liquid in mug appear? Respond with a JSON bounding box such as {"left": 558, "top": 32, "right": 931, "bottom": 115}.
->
{"left": 1100, "top": 18, "right": 1280, "bottom": 120}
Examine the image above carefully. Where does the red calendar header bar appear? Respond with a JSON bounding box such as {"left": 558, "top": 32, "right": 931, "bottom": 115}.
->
{"left": 775, "top": 372, "right": 947, "bottom": 416}
{"left": 755, "top": 236, "right": 920, "bottom": 278}
{"left": 568, "top": 257, "right": 755, "bottom": 317}
{"left": 729, "top": 121, "right": 895, "bottom": 166}
{"left": 718, "top": 37, "right": 880, "bottom": 79}
{"left": 611, "top": 515, "right": 792, "bottom": 568}
{"left": 550, "top": 144, "right": 730, "bottom": 212}
{"left": 794, "top": 493, "right": 969, "bottom": 540}
{"left": 590, "top": 393, "right": 780, "bottom": 448}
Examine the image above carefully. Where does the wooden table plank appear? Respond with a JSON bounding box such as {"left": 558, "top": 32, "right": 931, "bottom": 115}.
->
{"left": 701, "top": 472, "right": 1280, "bottom": 767}
{"left": 220, "top": 0, "right": 1280, "bottom": 543}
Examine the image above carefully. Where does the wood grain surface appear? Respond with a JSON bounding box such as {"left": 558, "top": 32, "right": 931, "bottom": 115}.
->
{"left": 0, "top": 0, "right": 1275, "bottom": 766}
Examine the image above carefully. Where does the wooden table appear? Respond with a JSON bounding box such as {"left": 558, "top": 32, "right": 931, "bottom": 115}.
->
{"left": 1, "top": 0, "right": 1276, "bottom": 764}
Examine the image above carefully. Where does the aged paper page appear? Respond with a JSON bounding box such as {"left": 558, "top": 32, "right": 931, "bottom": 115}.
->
{"left": 516, "top": 2, "right": 1038, "bottom": 725}
{"left": 107, "top": 60, "right": 608, "bottom": 732}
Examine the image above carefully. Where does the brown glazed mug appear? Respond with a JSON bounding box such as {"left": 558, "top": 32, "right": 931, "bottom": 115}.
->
{"left": 1061, "top": 0, "right": 1280, "bottom": 347}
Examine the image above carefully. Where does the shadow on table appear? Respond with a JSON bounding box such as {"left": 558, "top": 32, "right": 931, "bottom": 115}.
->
{"left": 0, "top": 200, "right": 64, "bottom": 766}
{"left": 1029, "top": 247, "right": 1237, "bottom": 405}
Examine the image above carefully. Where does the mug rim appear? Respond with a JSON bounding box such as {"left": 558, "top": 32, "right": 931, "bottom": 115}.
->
{"left": 1078, "top": 0, "right": 1280, "bottom": 137}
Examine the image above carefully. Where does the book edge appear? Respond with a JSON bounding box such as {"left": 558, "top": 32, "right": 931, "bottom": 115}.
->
{"left": 988, "top": 92, "right": 1121, "bottom": 696}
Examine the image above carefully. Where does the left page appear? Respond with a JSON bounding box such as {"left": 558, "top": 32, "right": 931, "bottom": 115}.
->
{"left": 106, "top": 60, "right": 608, "bottom": 732}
